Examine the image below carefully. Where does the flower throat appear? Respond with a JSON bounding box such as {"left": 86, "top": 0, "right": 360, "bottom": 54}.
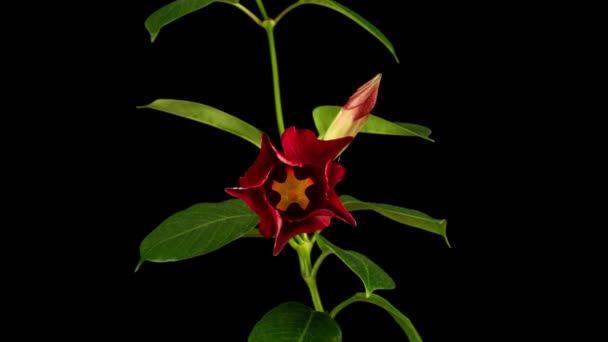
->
{"left": 271, "top": 166, "right": 314, "bottom": 211}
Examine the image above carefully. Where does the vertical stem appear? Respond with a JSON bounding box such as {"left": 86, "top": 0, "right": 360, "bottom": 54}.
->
{"left": 255, "top": 0, "right": 269, "bottom": 19}
{"left": 230, "top": 1, "right": 284, "bottom": 134}
{"left": 294, "top": 239, "right": 324, "bottom": 312}
{"left": 305, "top": 274, "right": 324, "bottom": 312}
{"left": 262, "top": 20, "right": 285, "bottom": 136}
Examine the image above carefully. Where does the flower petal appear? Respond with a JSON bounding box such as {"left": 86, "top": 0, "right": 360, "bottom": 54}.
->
{"left": 238, "top": 133, "right": 281, "bottom": 188}
{"left": 324, "top": 162, "right": 356, "bottom": 226}
{"left": 273, "top": 216, "right": 332, "bottom": 256}
{"left": 281, "top": 127, "right": 352, "bottom": 164}
{"left": 324, "top": 193, "right": 356, "bottom": 226}
{"left": 327, "top": 161, "right": 346, "bottom": 188}
{"left": 294, "top": 207, "right": 355, "bottom": 227}
{"left": 224, "top": 187, "right": 280, "bottom": 238}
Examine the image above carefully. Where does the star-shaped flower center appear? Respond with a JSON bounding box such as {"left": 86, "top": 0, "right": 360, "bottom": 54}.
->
{"left": 271, "top": 167, "right": 314, "bottom": 211}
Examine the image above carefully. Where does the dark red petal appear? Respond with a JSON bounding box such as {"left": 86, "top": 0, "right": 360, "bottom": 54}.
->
{"left": 321, "top": 161, "right": 356, "bottom": 226}
{"left": 272, "top": 216, "right": 332, "bottom": 256}
{"left": 225, "top": 187, "right": 280, "bottom": 238}
{"left": 294, "top": 206, "right": 355, "bottom": 227}
{"left": 238, "top": 133, "right": 282, "bottom": 188}
{"left": 327, "top": 161, "right": 346, "bottom": 188}
{"left": 324, "top": 192, "right": 356, "bottom": 226}
{"left": 281, "top": 127, "right": 353, "bottom": 165}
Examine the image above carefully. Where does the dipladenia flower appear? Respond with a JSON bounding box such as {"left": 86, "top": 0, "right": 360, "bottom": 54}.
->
{"left": 226, "top": 127, "right": 356, "bottom": 255}
{"left": 323, "top": 73, "right": 382, "bottom": 140}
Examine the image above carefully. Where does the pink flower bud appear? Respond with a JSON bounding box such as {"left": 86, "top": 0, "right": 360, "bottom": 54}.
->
{"left": 323, "top": 73, "right": 382, "bottom": 140}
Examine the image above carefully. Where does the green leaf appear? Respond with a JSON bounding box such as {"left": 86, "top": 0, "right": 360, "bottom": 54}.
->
{"left": 317, "top": 236, "right": 395, "bottom": 297}
{"left": 136, "top": 199, "right": 258, "bottom": 271}
{"left": 298, "top": 0, "right": 399, "bottom": 62}
{"left": 340, "top": 195, "right": 450, "bottom": 247}
{"left": 348, "top": 293, "right": 423, "bottom": 342}
{"left": 249, "top": 302, "right": 342, "bottom": 342}
{"left": 138, "top": 99, "right": 262, "bottom": 148}
{"left": 144, "top": 0, "right": 239, "bottom": 42}
{"left": 243, "top": 228, "right": 264, "bottom": 237}
{"left": 313, "top": 105, "right": 433, "bottom": 142}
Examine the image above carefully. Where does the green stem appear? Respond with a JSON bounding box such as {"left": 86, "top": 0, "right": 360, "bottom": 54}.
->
{"left": 311, "top": 250, "right": 331, "bottom": 278}
{"left": 329, "top": 294, "right": 361, "bottom": 319}
{"left": 255, "top": 0, "right": 269, "bottom": 19}
{"left": 305, "top": 273, "right": 324, "bottom": 312}
{"left": 230, "top": 1, "right": 285, "bottom": 135}
{"left": 288, "top": 238, "right": 300, "bottom": 249}
{"left": 262, "top": 20, "right": 285, "bottom": 136}
{"left": 293, "top": 239, "right": 324, "bottom": 312}
{"left": 231, "top": 3, "right": 262, "bottom": 25}
{"left": 274, "top": 0, "right": 304, "bottom": 25}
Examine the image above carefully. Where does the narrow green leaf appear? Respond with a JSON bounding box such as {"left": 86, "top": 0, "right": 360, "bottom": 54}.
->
{"left": 351, "top": 292, "right": 423, "bottom": 342}
{"left": 138, "top": 99, "right": 262, "bottom": 148}
{"left": 249, "top": 302, "right": 342, "bottom": 342}
{"left": 137, "top": 199, "right": 258, "bottom": 271}
{"left": 317, "top": 236, "right": 395, "bottom": 297}
{"left": 145, "top": 0, "right": 239, "bottom": 42}
{"left": 298, "top": 0, "right": 399, "bottom": 62}
{"left": 312, "top": 105, "right": 434, "bottom": 142}
{"left": 340, "top": 195, "right": 450, "bottom": 247}
{"left": 394, "top": 122, "right": 433, "bottom": 140}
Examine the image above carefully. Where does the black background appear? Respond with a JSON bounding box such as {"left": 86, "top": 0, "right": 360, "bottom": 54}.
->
{"left": 12, "top": 0, "right": 576, "bottom": 340}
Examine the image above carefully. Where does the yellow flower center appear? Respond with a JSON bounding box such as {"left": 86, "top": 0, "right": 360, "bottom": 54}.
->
{"left": 271, "top": 167, "right": 314, "bottom": 211}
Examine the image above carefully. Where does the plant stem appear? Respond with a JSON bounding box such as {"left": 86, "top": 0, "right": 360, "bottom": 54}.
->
{"left": 293, "top": 239, "right": 324, "bottom": 312}
{"left": 311, "top": 250, "right": 331, "bottom": 278}
{"left": 255, "top": 0, "right": 269, "bottom": 19}
{"left": 262, "top": 19, "right": 285, "bottom": 136}
{"left": 329, "top": 294, "right": 361, "bottom": 319}
{"left": 305, "top": 273, "right": 324, "bottom": 312}
{"left": 274, "top": 0, "right": 304, "bottom": 25}
{"left": 231, "top": 3, "right": 262, "bottom": 25}
{"left": 231, "top": 0, "right": 284, "bottom": 135}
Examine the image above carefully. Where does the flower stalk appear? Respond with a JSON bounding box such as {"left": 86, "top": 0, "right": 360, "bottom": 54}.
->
{"left": 262, "top": 19, "right": 285, "bottom": 136}
{"left": 254, "top": 0, "right": 269, "bottom": 19}
{"left": 292, "top": 236, "right": 324, "bottom": 312}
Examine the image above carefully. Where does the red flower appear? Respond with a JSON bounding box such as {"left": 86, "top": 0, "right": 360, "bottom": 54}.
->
{"left": 226, "top": 127, "right": 356, "bottom": 255}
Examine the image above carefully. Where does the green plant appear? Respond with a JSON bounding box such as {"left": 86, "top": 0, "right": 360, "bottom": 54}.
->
{"left": 136, "top": 1, "right": 449, "bottom": 340}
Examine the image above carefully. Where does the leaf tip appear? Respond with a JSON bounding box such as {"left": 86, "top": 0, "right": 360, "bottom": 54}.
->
{"left": 134, "top": 259, "right": 144, "bottom": 272}
{"left": 136, "top": 102, "right": 154, "bottom": 110}
{"left": 144, "top": 18, "right": 159, "bottom": 43}
{"left": 149, "top": 32, "right": 158, "bottom": 43}
{"left": 441, "top": 220, "right": 451, "bottom": 248}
